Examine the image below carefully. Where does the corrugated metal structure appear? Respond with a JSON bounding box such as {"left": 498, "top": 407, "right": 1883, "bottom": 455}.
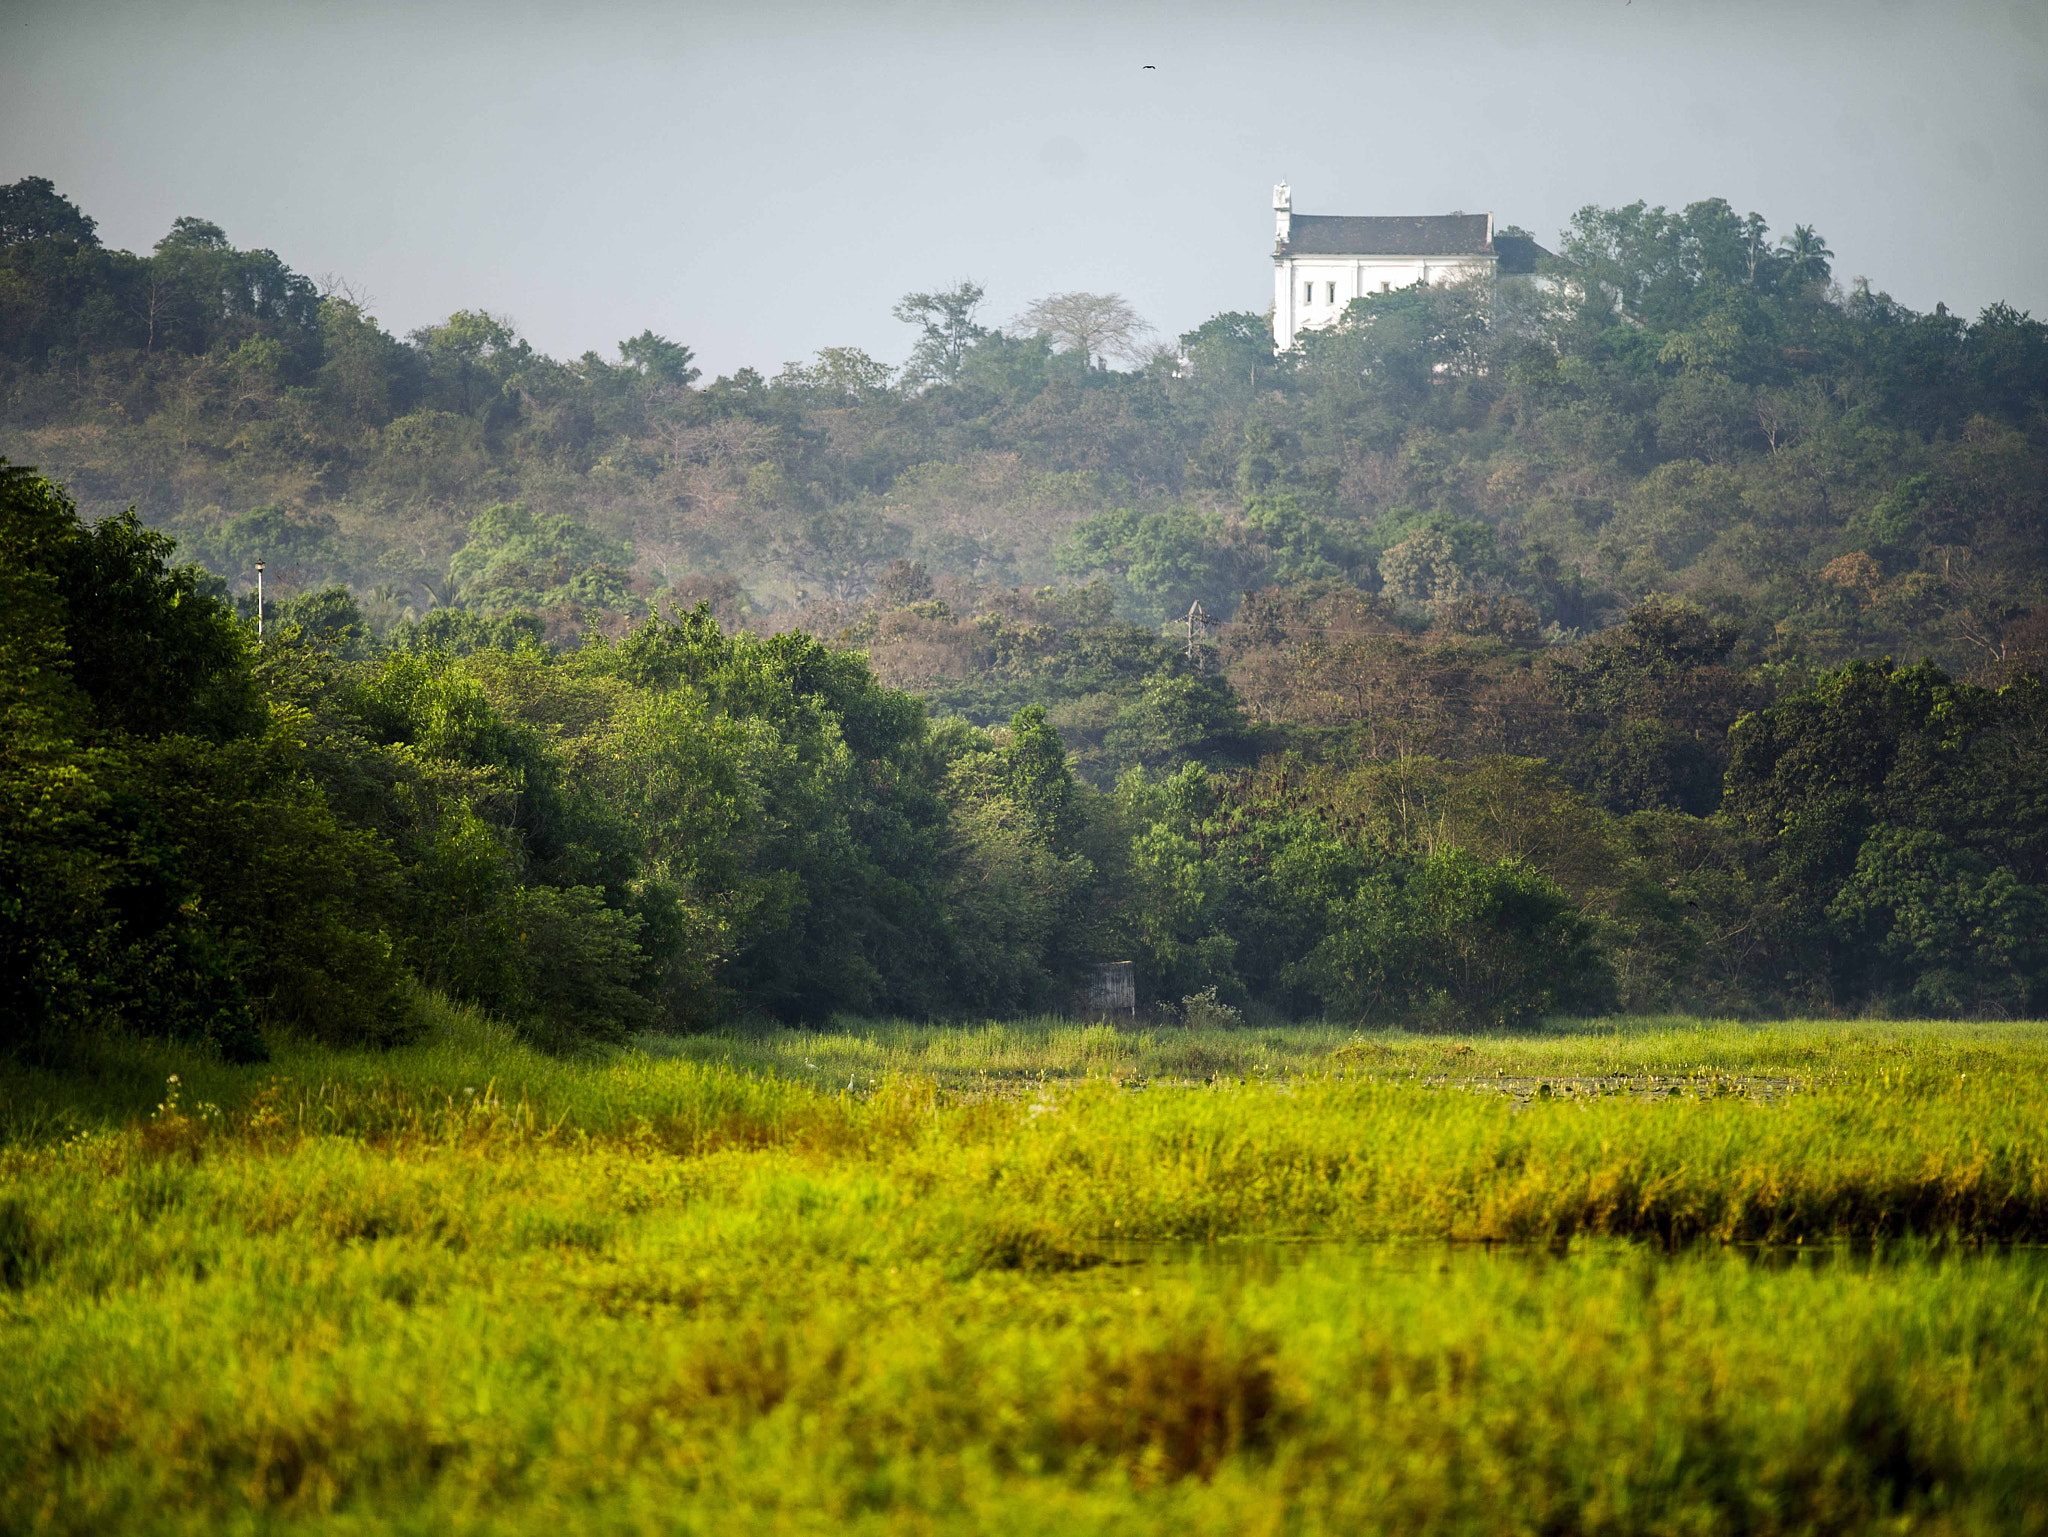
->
{"left": 1080, "top": 961, "right": 1137, "bottom": 1020}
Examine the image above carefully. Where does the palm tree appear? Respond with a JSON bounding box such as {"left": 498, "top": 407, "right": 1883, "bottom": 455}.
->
{"left": 1780, "top": 225, "right": 1833, "bottom": 288}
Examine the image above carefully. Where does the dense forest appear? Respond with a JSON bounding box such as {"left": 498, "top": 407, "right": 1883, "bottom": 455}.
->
{"left": 4, "top": 174, "right": 2046, "bottom": 1056}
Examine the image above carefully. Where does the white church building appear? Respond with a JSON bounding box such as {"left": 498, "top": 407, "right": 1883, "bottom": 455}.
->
{"left": 1269, "top": 182, "right": 1545, "bottom": 350}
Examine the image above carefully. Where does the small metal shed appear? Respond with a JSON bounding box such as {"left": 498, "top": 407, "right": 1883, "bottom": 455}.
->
{"left": 1080, "top": 961, "right": 1137, "bottom": 1020}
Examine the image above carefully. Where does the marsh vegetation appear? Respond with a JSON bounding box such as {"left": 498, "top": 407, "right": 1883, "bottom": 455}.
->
{"left": 4, "top": 1009, "right": 2044, "bottom": 1533}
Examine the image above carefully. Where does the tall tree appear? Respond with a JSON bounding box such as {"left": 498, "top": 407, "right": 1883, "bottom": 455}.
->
{"left": 893, "top": 281, "right": 987, "bottom": 385}
{"left": 411, "top": 309, "right": 528, "bottom": 416}
{"left": 1013, "top": 290, "right": 1154, "bottom": 367}
{"left": 1780, "top": 225, "right": 1833, "bottom": 288}
{"left": 0, "top": 176, "right": 98, "bottom": 246}
{"left": 618, "top": 330, "right": 700, "bottom": 387}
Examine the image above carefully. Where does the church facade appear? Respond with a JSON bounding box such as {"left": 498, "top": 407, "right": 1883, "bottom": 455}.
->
{"left": 1270, "top": 182, "right": 1541, "bottom": 350}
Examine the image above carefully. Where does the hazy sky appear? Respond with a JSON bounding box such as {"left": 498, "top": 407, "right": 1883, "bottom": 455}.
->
{"left": 6, "top": 0, "right": 2045, "bottom": 377}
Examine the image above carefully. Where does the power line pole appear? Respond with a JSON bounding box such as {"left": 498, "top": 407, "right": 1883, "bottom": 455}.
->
{"left": 255, "top": 561, "right": 264, "bottom": 642}
{"left": 1185, "top": 599, "right": 1209, "bottom": 669}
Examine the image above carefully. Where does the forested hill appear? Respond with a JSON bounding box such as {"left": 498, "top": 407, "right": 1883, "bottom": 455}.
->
{"left": 5, "top": 175, "right": 2048, "bottom": 1052}
{"left": 3, "top": 173, "right": 2043, "bottom": 689}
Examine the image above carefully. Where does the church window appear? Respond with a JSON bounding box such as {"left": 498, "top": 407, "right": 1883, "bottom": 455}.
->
{"left": 1303, "top": 282, "right": 1313, "bottom": 304}
{"left": 1380, "top": 280, "right": 1391, "bottom": 292}
{"left": 1326, "top": 281, "right": 1336, "bottom": 304}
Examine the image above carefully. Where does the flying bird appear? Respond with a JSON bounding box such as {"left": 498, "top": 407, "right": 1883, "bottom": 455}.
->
{"left": 1143, "top": 64, "right": 1156, "bottom": 69}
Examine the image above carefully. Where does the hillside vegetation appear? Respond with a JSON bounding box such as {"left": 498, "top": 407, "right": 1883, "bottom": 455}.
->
{"left": 5, "top": 176, "right": 2042, "bottom": 670}
{"left": 4, "top": 175, "right": 2047, "bottom": 1052}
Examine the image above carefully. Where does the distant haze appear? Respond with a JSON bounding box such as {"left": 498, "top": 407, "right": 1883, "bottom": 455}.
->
{"left": 6, "top": 0, "right": 2045, "bottom": 376}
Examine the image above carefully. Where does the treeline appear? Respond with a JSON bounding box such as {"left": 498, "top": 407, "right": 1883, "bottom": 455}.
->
{"left": 3, "top": 463, "right": 1614, "bottom": 1057}
{"left": 6, "top": 462, "right": 2046, "bottom": 1064}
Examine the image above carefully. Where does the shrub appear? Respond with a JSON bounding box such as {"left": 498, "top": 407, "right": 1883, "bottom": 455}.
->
{"left": 1178, "top": 987, "right": 1242, "bottom": 1030}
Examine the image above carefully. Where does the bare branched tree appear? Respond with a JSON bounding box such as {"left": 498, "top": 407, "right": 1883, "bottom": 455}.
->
{"left": 1012, "top": 291, "right": 1154, "bottom": 367}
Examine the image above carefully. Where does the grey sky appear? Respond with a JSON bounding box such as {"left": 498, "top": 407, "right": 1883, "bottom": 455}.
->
{"left": 6, "top": 0, "right": 2045, "bottom": 378}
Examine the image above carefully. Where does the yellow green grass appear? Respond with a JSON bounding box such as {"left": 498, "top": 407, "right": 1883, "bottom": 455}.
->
{"left": 4, "top": 1007, "right": 2047, "bottom": 1533}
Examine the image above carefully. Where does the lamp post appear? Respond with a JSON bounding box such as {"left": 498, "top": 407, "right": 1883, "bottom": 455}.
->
{"left": 255, "top": 561, "right": 264, "bottom": 642}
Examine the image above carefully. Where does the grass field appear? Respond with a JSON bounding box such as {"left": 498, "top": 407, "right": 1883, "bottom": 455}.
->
{"left": 4, "top": 1006, "right": 2047, "bottom": 1534}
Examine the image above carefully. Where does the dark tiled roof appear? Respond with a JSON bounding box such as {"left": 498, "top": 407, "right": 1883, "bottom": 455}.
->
{"left": 1492, "top": 233, "right": 1553, "bottom": 275}
{"left": 1283, "top": 213, "right": 1493, "bottom": 257}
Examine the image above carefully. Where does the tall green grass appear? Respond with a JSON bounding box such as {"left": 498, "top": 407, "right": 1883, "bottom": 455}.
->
{"left": 3, "top": 1009, "right": 2046, "bottom": 1532}
{"left": 10, "top": 1007, "right": 2043, "bottom": 1245}
{"left": 640, "top": 1011, "right": 2048, "bottom": 1092}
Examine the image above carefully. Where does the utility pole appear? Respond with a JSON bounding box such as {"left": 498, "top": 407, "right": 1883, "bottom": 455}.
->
{"left": 1185, "top": 599, "right": 1209, "bottom": 669}
{"left": 255, "top": 561, "right": 264, "bottom": 642}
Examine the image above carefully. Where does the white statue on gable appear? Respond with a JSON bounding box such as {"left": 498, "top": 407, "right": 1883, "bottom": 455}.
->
{"left": 1272, "top": 181, "right": 1291, "bottom": 209}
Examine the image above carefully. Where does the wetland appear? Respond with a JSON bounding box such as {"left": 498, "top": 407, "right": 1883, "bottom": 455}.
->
{"left": 4, "top": 1008, "right": 2045, "bottom": 1534}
